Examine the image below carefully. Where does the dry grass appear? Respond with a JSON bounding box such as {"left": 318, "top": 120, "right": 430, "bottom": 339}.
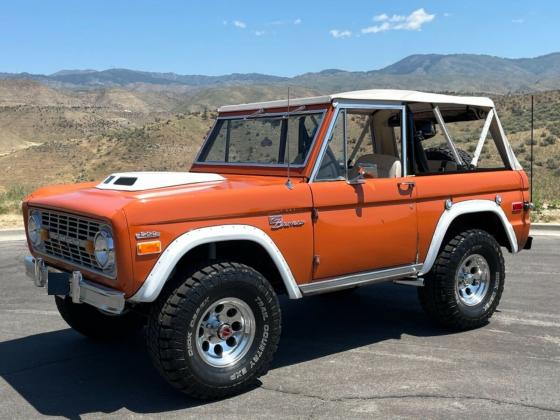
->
{"left": 0, "top": 213, "right": 23, "bottom": 229}
{"left": 0, "top": 185, "right": 32, "bottom": 214}
{"left": 0, "top": 184, "right": 27, "bottom": 228}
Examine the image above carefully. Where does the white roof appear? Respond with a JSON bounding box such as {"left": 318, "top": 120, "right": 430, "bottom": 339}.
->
{"left": 218, "top": 89, "right": 495, "bottom": 113}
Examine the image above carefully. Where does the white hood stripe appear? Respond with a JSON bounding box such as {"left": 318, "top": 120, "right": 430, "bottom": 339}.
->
{"left": 96, "top": 172, "right": 224, "bottom": 191}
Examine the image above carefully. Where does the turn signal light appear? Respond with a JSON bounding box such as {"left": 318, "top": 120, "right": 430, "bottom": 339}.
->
{"left": 137, "top": 240, "right": 162, "bottom": 256}
{"left": 39, "top": 228, "right": 50, "bottom": 241}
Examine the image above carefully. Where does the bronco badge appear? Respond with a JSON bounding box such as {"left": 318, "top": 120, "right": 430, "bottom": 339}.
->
{"left": 268, "top": 215, "right": 305, "bottom": 230}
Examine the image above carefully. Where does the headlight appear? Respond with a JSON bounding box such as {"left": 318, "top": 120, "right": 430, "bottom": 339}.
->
{"left": 27, "top": 210, "right": 42, "bottom": 247}
{"left": 94, "top": 226, "right": 115, "bottom": 270}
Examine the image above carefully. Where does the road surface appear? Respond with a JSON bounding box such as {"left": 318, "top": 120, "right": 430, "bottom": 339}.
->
{"left": 0, "top": 235, "right": 559, "bottom": 419}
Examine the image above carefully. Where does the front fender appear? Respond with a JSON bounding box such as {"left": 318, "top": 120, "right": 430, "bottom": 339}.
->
{"left": 128, "top": 224, "right": 302, "bottom": 302}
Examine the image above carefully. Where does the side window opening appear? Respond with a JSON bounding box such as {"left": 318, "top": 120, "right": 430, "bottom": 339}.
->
{"left": 412, "top": 105, "right": 509, "bottom": 174}
{"left": 315, "top": 108, "right": 403, "bottom": 181}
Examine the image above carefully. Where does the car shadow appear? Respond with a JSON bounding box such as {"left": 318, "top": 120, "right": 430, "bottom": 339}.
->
{"left": 0, "top": 283, "right": 455, "bottom": 417}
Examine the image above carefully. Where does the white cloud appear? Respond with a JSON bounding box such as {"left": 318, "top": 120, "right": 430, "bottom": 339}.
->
{"left": 255, "top": 30, "right": 265, "bottom": 36}
{"left": 362, "top": 8, "right": 435, "bottom": 34}
{"left": 512, "top": 18, "right": 525, "bottom": 24}
{"left": 443, "top": 12, "right": 451, "bottom": 17}
{"left": 233, "top": 20, "right": 247, "bottom": 29}
{"left": 362, "top": 22, "right": 391, "bottom": 33}
{"left": 329, "top": 29, "right": 352, "bottom": 39}
{"left": 294, "top": 18, "right": 302, "bottom": 25}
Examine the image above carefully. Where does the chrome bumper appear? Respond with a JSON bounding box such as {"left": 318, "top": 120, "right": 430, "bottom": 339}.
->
{"left": 24, "top": 256, "right": 125, "bottom": 314}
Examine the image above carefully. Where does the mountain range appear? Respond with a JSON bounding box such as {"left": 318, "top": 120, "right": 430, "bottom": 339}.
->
{"left": 2, "top": 52, "right": 560, "bottom": 94}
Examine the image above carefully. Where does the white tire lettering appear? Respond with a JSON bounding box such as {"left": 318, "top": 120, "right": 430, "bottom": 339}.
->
{"left": 255, "top": 296, "right": 269, "bottom": 321}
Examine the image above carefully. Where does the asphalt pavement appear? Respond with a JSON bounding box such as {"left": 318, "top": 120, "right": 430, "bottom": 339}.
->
{"left": 0, "top": 234, "right": 559, "bottom": 419}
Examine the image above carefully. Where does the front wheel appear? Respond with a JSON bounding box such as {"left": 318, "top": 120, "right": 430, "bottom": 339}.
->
{"left": 418, "top": 229, "right": 505, "bottom": 330}
{"left": 146, "top": 261, "right": 281, "bottom": 400}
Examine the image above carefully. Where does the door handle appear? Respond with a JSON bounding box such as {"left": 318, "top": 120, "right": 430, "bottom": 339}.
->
{"left": 398, "top": 181, "right": 416, "bottom": 188}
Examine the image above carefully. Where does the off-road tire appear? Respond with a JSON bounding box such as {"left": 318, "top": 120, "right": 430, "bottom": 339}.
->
{"left": 425, "top": 146, "right": 473, "bottom": 166}
{"left": 55, "top": 296, "right": 145, "bottom": 339}
{"left": 146, "top": 261, "right": 281, "bottom": 400}
{"left": 418, "top": 229, "right": 505, "bottom": 330}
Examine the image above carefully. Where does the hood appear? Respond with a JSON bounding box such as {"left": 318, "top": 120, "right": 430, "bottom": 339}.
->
{"left": 25, "top": 172, "right": 226, "bottom": 219}
{"left": 24, "top": 172, "right": 312, "bottom": 226}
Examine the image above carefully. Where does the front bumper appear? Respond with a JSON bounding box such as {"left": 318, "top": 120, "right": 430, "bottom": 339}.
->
{"left": 24, "top": 256, "right": 125, "bottom": 314}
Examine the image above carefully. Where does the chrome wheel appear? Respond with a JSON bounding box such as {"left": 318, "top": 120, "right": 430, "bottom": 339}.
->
{"left": 195, "top": 297, "right": 256, "bottom": 367}
{"left": 456, "top": 254, "right": 490, "bottom": 306}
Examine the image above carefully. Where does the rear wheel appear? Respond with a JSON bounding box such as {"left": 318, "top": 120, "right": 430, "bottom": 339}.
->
{"left": 55, "top": 296, "right": 144, "bottom": 339}
{"left": 418, "top": 229, "right": 505, "bottom": 330}
{"left": 146, "top": 261, "right": 281, "bottom": 400}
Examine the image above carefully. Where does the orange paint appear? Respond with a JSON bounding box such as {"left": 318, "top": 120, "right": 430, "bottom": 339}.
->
{"left": 310, "top": 177, "right": 417, "bottom": 279}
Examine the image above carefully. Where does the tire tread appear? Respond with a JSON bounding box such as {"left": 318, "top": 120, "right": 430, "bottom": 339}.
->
{"left": 146, "top": 261, "right": 281, "bottom": 400}
{"left": 418, "top": 229, "right": 505, "bottom": 330}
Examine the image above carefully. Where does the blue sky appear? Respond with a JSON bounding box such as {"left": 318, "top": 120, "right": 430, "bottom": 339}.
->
{"left": 1, "top": 0, "right": 558, "bottom": 76}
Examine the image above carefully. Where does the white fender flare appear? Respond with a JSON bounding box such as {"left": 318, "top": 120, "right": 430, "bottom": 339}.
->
{"left": 419, "top": 200, "right": 518, "bottom": 276}
{"left": 128, "top": 224, "right": 302, "bottom": 302}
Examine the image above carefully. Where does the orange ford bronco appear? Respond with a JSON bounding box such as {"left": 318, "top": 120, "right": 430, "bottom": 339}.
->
{"left": 23, "top": 90, "right": 533, "bottom": 399}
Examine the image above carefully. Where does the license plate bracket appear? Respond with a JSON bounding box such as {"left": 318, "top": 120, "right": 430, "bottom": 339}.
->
{"left": 47, "top": 272, "right": 71, "bottom": 295}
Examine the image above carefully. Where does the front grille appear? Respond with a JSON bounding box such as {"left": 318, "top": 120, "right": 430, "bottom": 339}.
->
{"left": 33, "top": 209, "right": 115, "bottom": 277}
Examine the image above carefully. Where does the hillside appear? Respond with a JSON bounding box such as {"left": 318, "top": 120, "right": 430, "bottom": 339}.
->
{"left": 2, "top": 53, "right": 560, "bottom": 93}
{"left": 0, "top": 112, "right": 211, "bottom": 189}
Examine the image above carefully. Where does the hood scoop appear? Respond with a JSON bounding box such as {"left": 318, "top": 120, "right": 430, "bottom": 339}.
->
{"left": 96, "top": 172, "right": 225, "bottom": 191}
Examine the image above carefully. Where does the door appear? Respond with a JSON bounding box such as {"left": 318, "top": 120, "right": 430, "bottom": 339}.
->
{"left": 309, "top": 105, "right": 418, "bottom": 280}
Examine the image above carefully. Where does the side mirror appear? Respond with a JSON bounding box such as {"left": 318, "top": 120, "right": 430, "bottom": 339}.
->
{"left": 348, "top": 163, "right": 378, "bottom": 185}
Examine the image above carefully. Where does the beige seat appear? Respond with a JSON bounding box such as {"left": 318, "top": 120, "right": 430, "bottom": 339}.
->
{"left": 349, "top": 154, "right": 402, "bottom": 179}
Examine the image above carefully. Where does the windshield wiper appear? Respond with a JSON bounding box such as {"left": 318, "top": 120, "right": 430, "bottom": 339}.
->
{"left": 243, "top": 108, "right": 265, "bottom": 120}
{"left": 283, "top": 105, "right": 306, "bottom": 118}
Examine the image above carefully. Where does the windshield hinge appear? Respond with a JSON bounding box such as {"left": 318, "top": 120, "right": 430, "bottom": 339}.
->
{"left": 313, "top": 255, "right": 320, "bottom": 268}
{"left": 311, "top": 208, "right": 319, "bottom": 223}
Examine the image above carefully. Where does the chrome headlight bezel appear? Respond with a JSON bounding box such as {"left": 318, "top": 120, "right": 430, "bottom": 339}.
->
{"left": 94, "top": 225, "right": 115, "bottom": 271}
{"left": 27, "top": 210, "right": 43, "bottom": 247}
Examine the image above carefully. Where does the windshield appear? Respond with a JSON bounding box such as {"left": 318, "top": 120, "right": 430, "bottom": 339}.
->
{"left": 197, "top": 112, "right": 324, "bottom": 166}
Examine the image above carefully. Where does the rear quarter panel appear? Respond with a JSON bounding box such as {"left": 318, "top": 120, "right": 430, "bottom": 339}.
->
{"left": 415, "top": 170, "right": 530, "bottom": 261}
